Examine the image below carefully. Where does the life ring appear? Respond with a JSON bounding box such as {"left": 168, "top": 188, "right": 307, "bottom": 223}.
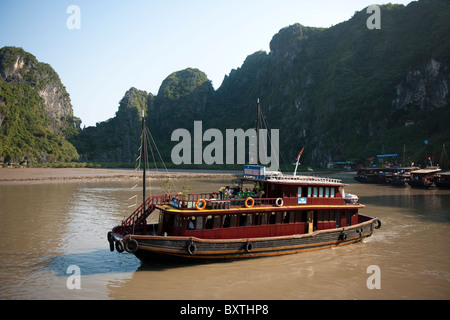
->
{"left": 187, "top": 241, "right": 197, "bottom": 255}
{"left": 244, "top": 197, "right": 254, "bottom": 208}
{"left": 374, "top": 219, "right": 382, "bottom": 229}
{"left": 107, "top": 231, "right": 114, "bottom": 252}
{"left": 124, "top": 238, "right": 139, "bottom": 253}
{"left": 245, "top": 241, "right": 253, "bottom": 253}
{"left": 195, "top": 199, "right": 207, "bottom": 210}
{"left": 275, "top": 198, "right": 284, "bottom": 207}
{"left": 115, "top": 240, "right": 124, "bottom": 253}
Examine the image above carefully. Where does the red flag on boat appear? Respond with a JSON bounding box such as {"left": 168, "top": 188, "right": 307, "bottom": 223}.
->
{"left": 297, "top": 147, "right": 305, "bottom": 161}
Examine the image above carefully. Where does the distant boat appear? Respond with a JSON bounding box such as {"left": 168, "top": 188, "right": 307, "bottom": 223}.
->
{"left": 433, "top": 171, "right": 450, "bottom": 189}
{"left": 354, "top": 166, "right": 414, "bottom": 185}
{"left": 407, "top": 167, "right": 441, "bottom": 188}
{"left": 388, "top": 167, "right": 419, "bottom": 187}
{"left": 354, "top": 167, "right": 380, "bottom": 184}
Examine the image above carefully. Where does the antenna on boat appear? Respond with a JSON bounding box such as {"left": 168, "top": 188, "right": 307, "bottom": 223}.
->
{"left": 256, "top": 98, "right": 260, "bottom": 166}
{"left": 293, "top": 147, "right": 304, "bottom": 176}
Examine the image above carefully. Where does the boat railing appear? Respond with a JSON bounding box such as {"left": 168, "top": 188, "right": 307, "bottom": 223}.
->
{"left": 121, "top": 194, "right": 172, "bottom": 227}
{"left": 228, "top": 197, "right": 278, "bottom": 208}
{"left": 168, "top": 192, "right": 279, "bottom": 210}
{"left": 245, "top": 174, "right": 342, "bottom": 184}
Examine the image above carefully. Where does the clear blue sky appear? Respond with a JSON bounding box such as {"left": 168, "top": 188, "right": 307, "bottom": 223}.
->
{"left": 0, "top": 0, "right": 414, "bottom": 127}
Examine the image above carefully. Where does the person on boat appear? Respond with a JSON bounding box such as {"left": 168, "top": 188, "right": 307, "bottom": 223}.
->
{"left": 225, "top": 186, "right": 232, "bottom": 198}
{"left": 219, "top": 186, "right": 225, "bottom": 199}
{"left": 232, "top": 184, "right": 241, "bottom": 196}
{"left": 188, "top": 218, "right": 195, "bottom": 230}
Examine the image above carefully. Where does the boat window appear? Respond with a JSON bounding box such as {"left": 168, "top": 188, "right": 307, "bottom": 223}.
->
{"left": 187, "top": 217, "right": 195, "bottom": 230}
{"left": 223, "top": 215, "right": 230, "bottom": 228}
{"left": 318, "top": 211, "right": 323, "bottom": 221}
{"left": 214, "top": 215, "right": 221, "bottom": 228}
{"left": 276, "top": 212, "right": 282, "bottom": 224}
{"left": 254, "top": 213, "right": 260, "bottom": 225}
{"left": 313, "top": 187, "right": 318, "bottom": 197}
{"left": 298, "top": 187, "right": 302, "bottom": 197}
{"left": 247, "top": 213, "right": 253, "bottom": 226}
{"left": 261, "top": 212, "right": 268, "bottom": 224}
{"left": 230, "top": 214, "right": 238, "bottom": 227}
{"left": 295, "top": 211, "right": 302, "bottom": 222}
{"left": 329, "top": 211, "right": 335, "bottom": 221}
{"left": 330, "top": 188, "right": 335, "bottom": 198}
{"left": 291, "top": 212, "right": 296, "bottom": 223}
{"left": 174, "top": 215, "right": 180, "bottom": 227}
{"left": 205, "top": 215, "right": 213, "bottom": 229}
{"left": 319, "top": 187, "right": 324, "bottom": 197}
{"left": 283, "top": 186, "right": 295, "bottom": 197}
{"left": 325, "top": 187, "right": 330, "bottom": 197}
{"left": 307, "top": 187, "right": 312, "bottom": 197}
{"left": 269, "top": 212, "right": 276, "bottom": 224}
{"left": 197, "top": 216, "right": 203, "bottom": 230}
{"left": 291, "top": 186, "right": 297, "bottom": 197}
{"left": 239, "top": 214, "right": 247, "bottom": 227}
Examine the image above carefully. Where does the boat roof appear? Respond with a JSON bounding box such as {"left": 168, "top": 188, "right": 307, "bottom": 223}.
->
{"left": 411, "top": 168, "right": 441, "bottom": 174}
{"left": 241, "top": 165, "right": 344, "bottom": 186}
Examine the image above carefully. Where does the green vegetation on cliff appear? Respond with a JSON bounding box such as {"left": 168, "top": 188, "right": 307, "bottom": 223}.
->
{"left": 0, "top": 47, "right": 79, "bottom": 164}
{"left": 70, "top": 87, "right": 153, "bottom": 162}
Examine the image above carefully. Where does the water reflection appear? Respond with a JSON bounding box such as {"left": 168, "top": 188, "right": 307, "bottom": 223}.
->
{"left": 44, "top": 249, "right": 140, "bottom": 276}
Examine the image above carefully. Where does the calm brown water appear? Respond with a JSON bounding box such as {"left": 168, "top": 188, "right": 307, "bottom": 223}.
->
{"left": 0, "top": 174, "right": 449, "bottom": 300}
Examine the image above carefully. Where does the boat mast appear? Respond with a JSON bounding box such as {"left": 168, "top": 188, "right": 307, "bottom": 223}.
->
{"left": 142, "top": 110, "right": 146, "bottom": 232}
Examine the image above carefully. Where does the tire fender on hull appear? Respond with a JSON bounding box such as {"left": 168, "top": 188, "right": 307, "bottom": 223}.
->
{"left": 115, "top": 240, "right": 124, "bottom": 253}
{"left": 187, "top": 238, "right": 197, "bottom": 255}
{"left": 125, "top": 238, "right": 139, "bottom": 253}
{"left": 107, "top": 231, "right": 114, "bottom": 252}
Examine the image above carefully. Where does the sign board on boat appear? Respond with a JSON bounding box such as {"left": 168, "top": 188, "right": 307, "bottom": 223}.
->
{"left": 243, "top": 165, "right": 265, "bottom": 178}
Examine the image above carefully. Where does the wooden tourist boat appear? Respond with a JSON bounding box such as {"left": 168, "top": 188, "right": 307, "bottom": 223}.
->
{"left": 107, "top": 107, "right": 380, "bottom": 263}
{"left": 433, "top": 171, "right": 450, "bottom": 189}
{"left": 108, "top": 164, "right": 381, "bottom": 263}
{"left": 388, "top": 167, "right": 418, "bottom": 186}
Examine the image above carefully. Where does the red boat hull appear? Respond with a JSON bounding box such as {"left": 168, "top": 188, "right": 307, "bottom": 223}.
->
{"left": 110, "top": 214, "right": 380, "bottom": 263}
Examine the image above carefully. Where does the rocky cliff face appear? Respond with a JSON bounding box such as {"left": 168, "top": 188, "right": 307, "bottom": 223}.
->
{"left": 0, "top": 46, "right": 78, "bottom": 163}
{"left": 0, "top": 47, "right": 74, "bottom": 133}
{"left": 393, "top": 59, "right": 449, "bottom": 112}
